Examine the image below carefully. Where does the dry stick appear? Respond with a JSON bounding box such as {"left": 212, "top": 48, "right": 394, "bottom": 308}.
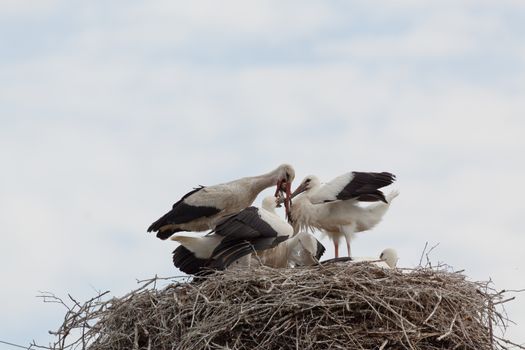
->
{"left": 424, "top": 291, "right": 443, "bottom": 324}
{"left": 494, "top": 335, "right": 525, "bottom": 349}
{"left": 418, "top": 241, "right": 429, "bottom": 267}
{"left": 0, "top": 340, "right": 30, "bottom": 350}
{"left": 437, "top": 313, "right": 458, "bottom": 341}
{"left": 493, "top": 296, "right": 516, "bottom": 306}
{"left": 37, "top": 263, "right": 520, "bottom": 350}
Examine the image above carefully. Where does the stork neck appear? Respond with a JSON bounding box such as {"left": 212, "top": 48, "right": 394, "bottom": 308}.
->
{"left": 249, "top": 170, "right": 279, "bottom": 193}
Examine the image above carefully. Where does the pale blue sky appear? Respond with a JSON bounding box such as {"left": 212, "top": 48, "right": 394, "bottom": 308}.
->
{"left": 1, "top": 1, "right": 525, "bottom": 348}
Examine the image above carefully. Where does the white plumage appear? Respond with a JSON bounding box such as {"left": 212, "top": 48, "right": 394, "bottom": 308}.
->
{"left": 253, "top": 230, "right": 325, "bottom": 268}
{"left": 229, "top": 198, "right": 325, "bottom": 269}
{"left": 351, "top": 248, "right": 399, "bottom": 269}
{"left": 320, "top": 190, "right": 399, "bottom": 257}
{"left": 170, "top": 196, "right": 293, "bottom": 275}
{"left": 148, "top": 164, "right": 295, "bottom": 239}
{"left": 290, "top": 171, "right": 397, "bottom": 258}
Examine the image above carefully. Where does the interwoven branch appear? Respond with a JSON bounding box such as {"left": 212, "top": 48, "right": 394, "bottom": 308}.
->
{"left": 36, "top": 263, "right": 522, "bottom": 350}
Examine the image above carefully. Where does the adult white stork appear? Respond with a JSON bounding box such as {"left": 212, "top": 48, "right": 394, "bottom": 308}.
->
{"left": 320, "top": 190, "right": 399, "bottom": 257}
{"left": 252, "top": 196, "right": 325, "bottom": 268}
{"left": 289, "top": 171, "right": 397, "bottom": 258}
{"left": 148, "top": 164, "right": 295, "bottom": 239}
{"left": 170, "top": 196, "right": 293, "bottom": 275}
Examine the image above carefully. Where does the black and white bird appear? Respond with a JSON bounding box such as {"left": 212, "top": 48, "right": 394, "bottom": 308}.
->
{"left": 148, "top": 164, "right": 295, "bottom": 239}
{"left": 254, "top": 231, "right": 326, "bottom": 268}
{"left": 289, "top": 171, "right": 396, "bottom": 258}
{"left": 251, "top": 195, "right": 325, "bottom": 268}
{"left": 351, "top": 248, "right": 399, "bottom": 269}
{"left": 322, "top": 248, "right": 399, "bottom": 269}
{"left": 170, "top": 196, "right": 293, "bottom": 275}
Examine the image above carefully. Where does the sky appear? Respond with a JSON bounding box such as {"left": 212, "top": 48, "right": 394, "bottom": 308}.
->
{"left": 1, "top": 0, "right": 525, "bottom": 348}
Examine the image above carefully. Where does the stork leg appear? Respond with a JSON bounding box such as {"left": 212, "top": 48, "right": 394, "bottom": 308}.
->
{"left": 342, "top": 225, "right": 356, "bottom": 258}
{"left": 334, "top": 241, "right": 339, "bottom": 258}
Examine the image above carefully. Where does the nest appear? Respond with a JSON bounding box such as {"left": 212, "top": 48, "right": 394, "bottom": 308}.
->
{"left": 38, "top": 262, "right": 522, "bottom": 350}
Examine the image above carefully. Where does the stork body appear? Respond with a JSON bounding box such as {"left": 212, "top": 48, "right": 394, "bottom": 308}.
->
{"left": 350, "top": 248, "right": 399, "bottom": 269}
{"left": 321, "top": 248, "right": 399, "bottom": 268}
{"left": 170, "top": 196, "right": 293, "bottom": 275}
{"left": 255, "top": 231, "right": 325, "bottom": 268}
{"left": 148, "top": 164, "right": 295, "bottom": 239}
{"left": 255, "top": 194, "right": 324, "bottom": 268}
{"left": 321, "top": 190, "right": 399, "bottom": 257}
{"left": 290, "top": 172, "right": 396, "bottom": 258}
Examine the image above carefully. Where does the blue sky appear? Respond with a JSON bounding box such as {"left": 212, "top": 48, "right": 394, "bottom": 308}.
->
{"left": 1, "top": 0, "right": 525, "bottom": 347}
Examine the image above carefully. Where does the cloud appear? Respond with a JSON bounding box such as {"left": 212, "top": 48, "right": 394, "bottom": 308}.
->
{"left": 1, "top": 0, "right": 525, "bottom": 346}
{"left": 0, "top": 0, "right": 64, "bottom": 17}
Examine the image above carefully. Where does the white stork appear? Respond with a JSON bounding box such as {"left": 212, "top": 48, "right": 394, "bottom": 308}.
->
{"left": 254, "top": 231, "right": 326, "bottom": 268}
{"left": 170, "top": 196, "right": 293, "bottom": 275}
{"left": 289, "top": 171, "right": 396, "bottom": 258}
{"left": 252, "top": 196, "right": 325, "bottom": 268}
{"left": 148, "top": 164, "right": 295, "bottom": 239}
{"left": 321, "top": 248, "right": 399, "bottom": 269}
{"left": 350, "top": 248, "right": 399, "bottom": 269}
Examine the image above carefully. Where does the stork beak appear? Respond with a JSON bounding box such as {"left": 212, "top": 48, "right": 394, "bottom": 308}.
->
{"left": 274, "top": 179, "right": 283, "bottom": 197}
{"left": 284, "top": 181, "right": 292, "bottom": 219}
{"left": 290, "top": 182, "right": 308, "bottom": 199}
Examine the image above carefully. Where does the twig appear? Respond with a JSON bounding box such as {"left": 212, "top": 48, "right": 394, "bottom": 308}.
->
{"left": 437, "top": 314, "right": 458, "bottom": 341}
{"left": 0, "top": 340, "right": 30, "bottom": 349}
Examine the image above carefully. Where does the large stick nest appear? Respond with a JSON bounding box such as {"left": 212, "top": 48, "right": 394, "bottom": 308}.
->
{"left": 38, "top": 262, "right": 521, "bottom": 350}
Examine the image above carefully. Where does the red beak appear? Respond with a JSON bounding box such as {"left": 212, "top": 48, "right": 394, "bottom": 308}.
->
{"left": 274, "top": 179, "right": 283, "bottom": 197}
{"left": 284, "top": 181, "right": 292, "bottom": 220}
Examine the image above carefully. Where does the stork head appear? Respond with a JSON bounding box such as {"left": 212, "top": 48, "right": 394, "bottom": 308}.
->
{"left": 273, "top": 164, "right": 295, "bottom": 218}
{"left": 261, "top": 195, "right": 279, "bottom": 213}
{"left": 290, "top": 175, "right": 321, "bottom": 198}
{"left": 379, "top": 248, "right": 399, "bottom": 268}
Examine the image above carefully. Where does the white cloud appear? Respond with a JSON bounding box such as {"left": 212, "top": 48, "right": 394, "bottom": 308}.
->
{"left": 1, "top": 0, "right": 525, "bottom": 346}
{"left": 317, "top": 7, "right": 514, "bottom": 60}
{"left": 0, "top": 0, "right": 64, "bottom": 17}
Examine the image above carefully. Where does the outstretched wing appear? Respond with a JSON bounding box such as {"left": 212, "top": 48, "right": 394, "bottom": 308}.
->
{"left": 309, "top": 172, "right": 395, "bottom": 204}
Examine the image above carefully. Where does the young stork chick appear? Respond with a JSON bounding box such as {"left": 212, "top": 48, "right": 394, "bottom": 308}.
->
{"left": 322, "top": 248, "right": 399, "bottom": 269}
{"left": 351, "top": 248, "right": 399, "bottom": 269}
{"left": 379, "top": 248, "right": 399, "bottom": 268}
{"left": 289, "top": 171, "right": 396, "bottom": 258}
{"left": 170, "top": 196, "right": 293, "bottom": 275}
{"left": 254, "top": 230, "right": 326, "bottom": 268}
{"left": 148, "top": 164, "right": 295, "bottom": 239}
{"left": 253, "top": 193, "right": 325, "bottom": 268}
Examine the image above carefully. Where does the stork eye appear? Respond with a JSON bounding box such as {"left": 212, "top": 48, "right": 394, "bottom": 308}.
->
{"left": 285, "top": 172, "right": 290, "bottom": 181}
{"left": 305, "top": 178, "right": 311, "bottom": 183}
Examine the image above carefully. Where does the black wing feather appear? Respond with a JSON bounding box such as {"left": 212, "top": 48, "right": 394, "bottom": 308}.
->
{"left": 148, "top": 186, "right": 221, "bottom": 237}
{"left": 336, "top": 172, "right": 396, "bottom": 203}
{"left": 171, "top": 206, "right": 290, "bottom": 274}
{"left": 315, "top": 240, "right": 326, "bottom": 260}
{"left": 208, "top": 207, "right": 289, "bottom": 269}
{"left": 172, "top": 245, "right": 210, "bottom": 275}
{"left": 210, "top": 236, "right": 288, "bottom": 270}
{"left": 214, "top": 207, "right": 278, "bottom": 239}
